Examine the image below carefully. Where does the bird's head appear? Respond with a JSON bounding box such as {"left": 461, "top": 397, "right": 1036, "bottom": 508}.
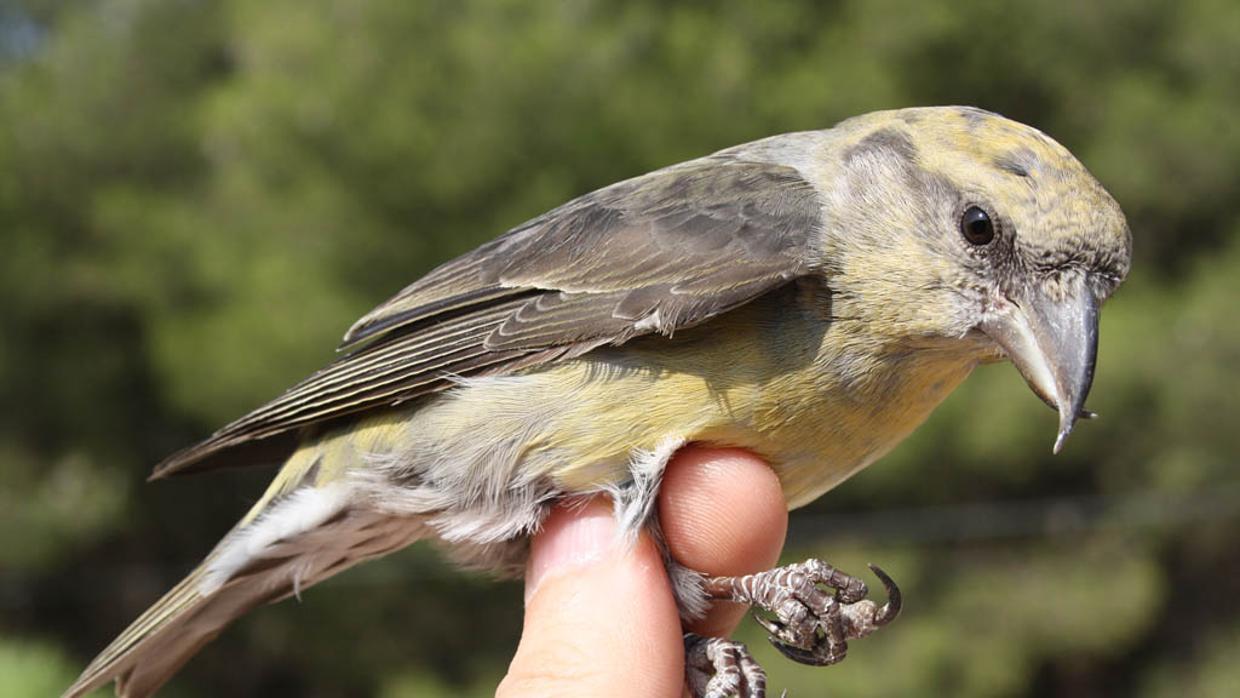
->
{"left": 813, "top": 106, "right": 1132, "bottom": 452}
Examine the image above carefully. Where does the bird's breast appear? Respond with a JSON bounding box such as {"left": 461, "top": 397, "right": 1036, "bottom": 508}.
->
{"left": 435, "top": 299, "right": 979, "bottom": 511}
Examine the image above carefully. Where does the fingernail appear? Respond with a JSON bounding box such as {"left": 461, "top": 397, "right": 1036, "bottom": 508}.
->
{"left": 525, "top": 498, "right": 617, "bottom": 603}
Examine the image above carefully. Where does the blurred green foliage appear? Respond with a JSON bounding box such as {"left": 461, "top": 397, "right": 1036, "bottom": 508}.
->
{"left": 1, "top": 0, "right": 1237, "bottom": 695}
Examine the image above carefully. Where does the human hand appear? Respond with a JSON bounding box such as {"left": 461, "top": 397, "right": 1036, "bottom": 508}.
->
{"left": 498, "top": 446, "right": 788, "bottom": 697}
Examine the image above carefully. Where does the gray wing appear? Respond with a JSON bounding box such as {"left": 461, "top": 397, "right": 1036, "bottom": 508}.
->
{"left": 151, "top": 156, "right": 823, "bottom": 478}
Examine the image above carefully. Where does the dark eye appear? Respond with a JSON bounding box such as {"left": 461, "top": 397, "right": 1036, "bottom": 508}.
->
{"left": 960, "top": 206, "right": 995, "bottom": 246}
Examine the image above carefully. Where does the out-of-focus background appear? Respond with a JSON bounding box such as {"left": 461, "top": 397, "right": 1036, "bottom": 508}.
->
{"left": 2, "top": 0, "right": 1238, "bottom": 695}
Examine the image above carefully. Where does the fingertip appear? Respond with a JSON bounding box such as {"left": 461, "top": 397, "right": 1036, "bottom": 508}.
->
{"left": 658, "top": 446, "right": 788, "bottom": 637}
{"left": 659, "top": 446, "right": 788, "bottom": 575}
{"left": 502, "top": 498, "right": 684, "bottom": 697}
{"left": 524, "top": 498, "right": 619, "bottom": 603}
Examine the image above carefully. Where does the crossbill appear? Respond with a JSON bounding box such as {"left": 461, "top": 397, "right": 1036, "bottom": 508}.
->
{"left": 68, "top": 106, "right": 1131, "bottom": 698}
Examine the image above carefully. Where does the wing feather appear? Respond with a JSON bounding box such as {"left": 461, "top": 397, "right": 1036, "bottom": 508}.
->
{"left": 152, "top": 156, "right": 823, "bottom": 478}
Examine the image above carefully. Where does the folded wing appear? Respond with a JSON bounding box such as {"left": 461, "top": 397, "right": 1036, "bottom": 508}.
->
{"left": 152, "top": 156, "right": 824, "bottom": 478}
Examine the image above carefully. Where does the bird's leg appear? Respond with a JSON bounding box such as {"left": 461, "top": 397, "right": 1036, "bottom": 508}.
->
{"left": 705, "top": 560, "right": 902, "bottom": 668}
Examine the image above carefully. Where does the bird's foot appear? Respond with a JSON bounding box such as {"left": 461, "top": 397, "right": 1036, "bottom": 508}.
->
{"left": 682, "top": 560, "right": 900, "bottom": 696}
{"left": 706, "top": 559, "right": 901, "bottom": 668}
{"left": 684, "top": 634, "right": 770, "bottom": 698}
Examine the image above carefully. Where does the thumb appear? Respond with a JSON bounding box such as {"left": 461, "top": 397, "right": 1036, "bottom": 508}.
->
{"left": 498, "top": 497, "right": 685, "bottom": 698}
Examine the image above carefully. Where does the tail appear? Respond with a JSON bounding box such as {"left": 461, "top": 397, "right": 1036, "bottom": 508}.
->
{"left": 64, "top": 563, "right": 285, "bottom": 697}
{"left": 66, "top": 416, "right": 426, "bottom": 697}
{"left": 66, "top": 495, "right": 427, "bottom": 697}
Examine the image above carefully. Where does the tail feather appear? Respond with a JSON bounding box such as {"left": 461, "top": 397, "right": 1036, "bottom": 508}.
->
{"left": 64, "top": 565, "right": 285, "bottom": 698}
{"left": 65, "top": 497, "right": 428, "bottom": 698}
{"left": 70, "top": 414, "right": 423, "bottom": 697}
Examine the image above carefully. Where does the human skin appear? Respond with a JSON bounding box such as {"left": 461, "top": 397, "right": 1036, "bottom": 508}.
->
{"left": 499, "top": 446, "right": 788, "bottom": 697}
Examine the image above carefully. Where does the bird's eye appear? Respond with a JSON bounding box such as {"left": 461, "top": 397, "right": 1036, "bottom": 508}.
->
{"left": 960, "top": 206, "right": 995, "bottom": 246}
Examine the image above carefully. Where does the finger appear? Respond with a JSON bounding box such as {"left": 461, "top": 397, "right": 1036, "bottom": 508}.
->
{"left": 499, "top": 497, "right": 685, "bottom": 698}
{"left": 658, "top": 446, "right": 788, "bottom": 639}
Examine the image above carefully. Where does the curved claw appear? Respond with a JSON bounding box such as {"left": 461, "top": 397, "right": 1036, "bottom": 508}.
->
{"left": 752, "top": 611, "right": 784, "bottom": 639}
{"left": 752, "top": 612, "right": 836, "bottom": 666}
{"left": 867, "top": 563, "right": 902, "bottom": 626}
{"left": 769, "top": 638, "right": 839, "bottom": 667}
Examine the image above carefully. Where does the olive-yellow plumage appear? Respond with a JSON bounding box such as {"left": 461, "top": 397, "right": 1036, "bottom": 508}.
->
{"left": 67, "top": 106, "right": 1131, "bottom": 698}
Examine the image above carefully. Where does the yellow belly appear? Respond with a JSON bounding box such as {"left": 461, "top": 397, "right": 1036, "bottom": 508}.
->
{"left": 418, "top": 294, "right": 978, "bottom": 509}
{"left": 265, "top": 292, "right": 979, "bottom": 521}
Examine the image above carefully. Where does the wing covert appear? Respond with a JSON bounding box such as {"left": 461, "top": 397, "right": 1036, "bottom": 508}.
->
{"left": 152, "top": 156, "right": 824, "bottom": 478}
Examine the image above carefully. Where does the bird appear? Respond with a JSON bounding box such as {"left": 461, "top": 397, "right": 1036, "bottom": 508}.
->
{"left": 66, "top": 106, "right": 1131, "bottom": 698}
